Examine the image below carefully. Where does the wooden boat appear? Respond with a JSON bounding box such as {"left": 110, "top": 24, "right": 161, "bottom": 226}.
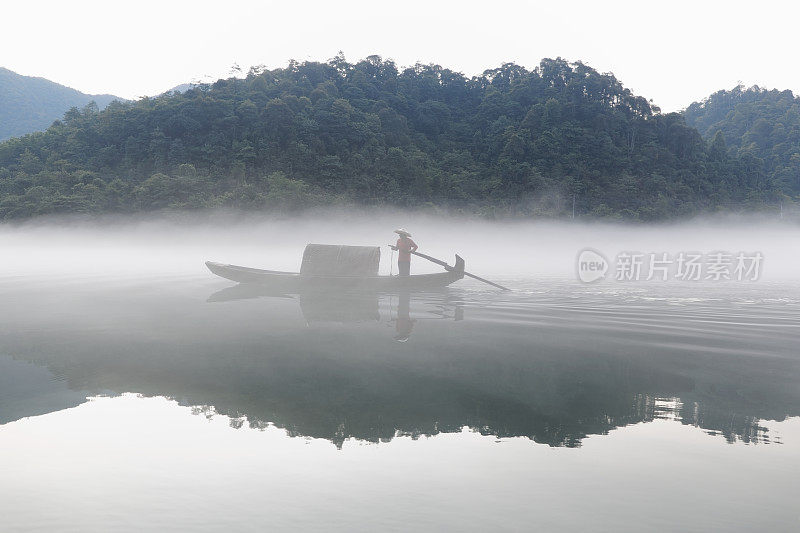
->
{"left": 205, "top": 254, "right": 465, "bottom": 291}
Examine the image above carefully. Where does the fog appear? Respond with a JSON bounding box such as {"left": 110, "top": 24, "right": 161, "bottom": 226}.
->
{"left": 0, "top": 210, "right": 798, "bottom": 283}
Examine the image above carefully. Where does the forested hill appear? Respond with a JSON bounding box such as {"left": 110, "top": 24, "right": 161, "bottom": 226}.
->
{"left": 0, "top": 57, "right": 784, "bottom": 221}
{"left": 0, "top": 67, "right": 121, "bottom": 141}
{"left": 683, "top": 85, "right": 800, "bottom": 193}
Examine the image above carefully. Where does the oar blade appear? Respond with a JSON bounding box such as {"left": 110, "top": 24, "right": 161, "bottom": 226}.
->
{"left": 464, "top": 272, "right": 510, "bottom": 291}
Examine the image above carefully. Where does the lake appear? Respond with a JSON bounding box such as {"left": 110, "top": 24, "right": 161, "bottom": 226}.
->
{"left": 0, "top": 217, "right": 799, "bottom": 531}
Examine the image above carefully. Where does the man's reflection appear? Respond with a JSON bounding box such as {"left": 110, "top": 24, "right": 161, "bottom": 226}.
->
{"left": 393, "top": 292, "right": 415, "bottom": 342}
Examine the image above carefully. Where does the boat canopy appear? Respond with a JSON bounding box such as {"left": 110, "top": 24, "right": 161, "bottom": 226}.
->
{"left": 300, "top": 244, "right": 381, "bottom": 277}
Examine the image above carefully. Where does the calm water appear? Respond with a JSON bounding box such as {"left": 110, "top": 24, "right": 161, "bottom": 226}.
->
{"left": 1, "top": 274, "right": 799, "bottom": 532}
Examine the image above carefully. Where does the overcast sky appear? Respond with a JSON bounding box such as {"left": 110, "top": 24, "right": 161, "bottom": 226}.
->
{"left": 2, "top": 0, "right": 797, "bottom": 111}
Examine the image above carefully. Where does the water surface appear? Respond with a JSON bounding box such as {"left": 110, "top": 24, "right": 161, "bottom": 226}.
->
{"left": 1, "top": 272, "right": 799, "bottom": 531}
{"left": 3, "top": 214, "right": 800, "bottom": 531}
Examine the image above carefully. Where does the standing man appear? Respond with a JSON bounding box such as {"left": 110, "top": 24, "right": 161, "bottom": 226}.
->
{"left": 391, "top": 228, "right": 418, "bottom": 277}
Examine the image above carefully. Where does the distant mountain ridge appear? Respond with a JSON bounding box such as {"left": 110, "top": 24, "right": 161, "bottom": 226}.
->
{"left": 160, "top": 83, "right": 197, "bottom": 95}
{"left": 0, "top": 67, "right": 122, "bottom": 141}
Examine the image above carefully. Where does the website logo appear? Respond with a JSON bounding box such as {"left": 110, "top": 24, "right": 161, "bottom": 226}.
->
{"left": 577, "top": 248, "right": 609, "bottom": 283}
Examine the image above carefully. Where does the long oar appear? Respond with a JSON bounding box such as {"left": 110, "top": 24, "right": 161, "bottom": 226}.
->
{"left": 409, "top": 249, "right": 511, "bottom": 291}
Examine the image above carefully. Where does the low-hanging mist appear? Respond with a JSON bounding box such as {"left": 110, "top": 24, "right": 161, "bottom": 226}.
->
{"left": 0, "top": 210, "right": 798, "bottom": 282}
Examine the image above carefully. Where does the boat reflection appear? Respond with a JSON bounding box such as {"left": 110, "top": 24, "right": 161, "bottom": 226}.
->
{"left": 207, "top": 285, "right": 464, "bottom": 341}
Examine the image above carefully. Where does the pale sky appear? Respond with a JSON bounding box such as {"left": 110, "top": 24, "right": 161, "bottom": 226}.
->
{"left": 1, "top": 0, "right": 798, "bottom": 112}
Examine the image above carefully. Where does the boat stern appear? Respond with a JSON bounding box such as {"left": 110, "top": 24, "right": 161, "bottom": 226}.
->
{"left": 453, "top": 255, "right": 465, "bottom": 278}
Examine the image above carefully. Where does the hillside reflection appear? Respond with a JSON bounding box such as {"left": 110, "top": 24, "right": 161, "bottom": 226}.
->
{"left": 0, "top": 280, "right": 798, "bottom": 448}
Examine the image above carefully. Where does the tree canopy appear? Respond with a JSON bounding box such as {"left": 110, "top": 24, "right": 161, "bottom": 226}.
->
{"left": 0, "top": 57, "right": 787, "bottom": 220}
{"left": 684, "top": 85, "right": 800, "bottom": 194}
